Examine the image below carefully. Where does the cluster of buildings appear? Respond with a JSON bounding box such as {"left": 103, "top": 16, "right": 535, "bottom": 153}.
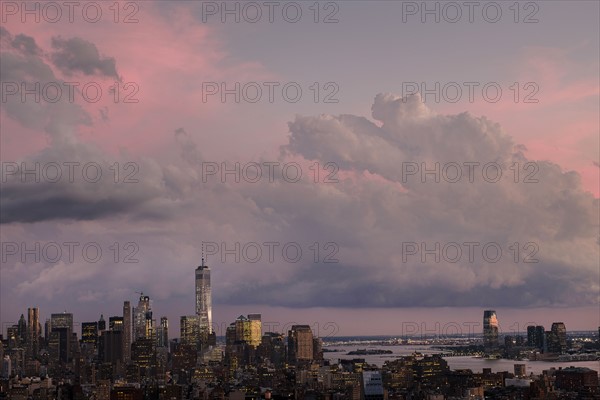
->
{"left": 482, "top": 310, "right": 581, "bottom": 359}
{"left": 1, "top": 262, "right": 598, "bottom": 399}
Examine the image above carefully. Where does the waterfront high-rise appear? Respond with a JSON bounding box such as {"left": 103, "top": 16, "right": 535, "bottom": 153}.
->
{"left": 195, "top": 256, "right": 212, "bottom": 338}
{"left": 549, "top": 322, "right": 567, "bottom": 353}
{"left": 483, "top": 310, "right": 499, "bottom": 349}
{"left": 527, "top": 325, "right": 546, "bottom": 348}
{"left": 123, "top": 301, "right": 132, "bottom": 364}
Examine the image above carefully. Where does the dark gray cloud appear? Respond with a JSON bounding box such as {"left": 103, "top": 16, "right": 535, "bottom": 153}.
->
{"left": 12, "top": 33, "right": 42, "bottom": 56}
{"left": 50, "top": 36, "right": 120, "bottom": 80}
{"left": 1, "top": 27, "right": 42, "bottom": 56}
{"left": 0, "top": 29, "right": 92, "bottom": 135}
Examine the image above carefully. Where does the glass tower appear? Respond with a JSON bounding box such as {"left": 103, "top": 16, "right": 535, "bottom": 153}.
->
{"left": 195, "top": 257, "right": 212, "bottom": 337}
{"left": 483, "top": 310, "right": 499, "bottom": 348}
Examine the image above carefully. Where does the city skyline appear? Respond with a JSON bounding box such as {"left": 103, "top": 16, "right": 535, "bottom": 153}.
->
{"left": 1, "top": 1, "right": 598, "bottom": 397}
{"left": 1, "top": 1, "right": 599, "bottom": 340}
{"left": 3, "top": 259, "right": 597, "bottom": 339}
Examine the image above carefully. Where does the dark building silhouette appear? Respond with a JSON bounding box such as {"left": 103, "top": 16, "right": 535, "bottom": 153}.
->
{"left": 527, "top": 325, "right": 545, "bottom": 349}
{"left": 98, "top": 314, "right": 106, "bottom": 331}
{"left": 123, "top": 301, "right": 132, "bottom": 365}
{"left": 288, "top": 325, "right": 314, "bottom": 363}
{"left": 102, "top": 330, "right": 123, "bottom": 365}
{"left": 555, "top": 367, "right": 598, "bottom": 393}
{"left": 548, "top": 322, "right": 567, "bottom": 353}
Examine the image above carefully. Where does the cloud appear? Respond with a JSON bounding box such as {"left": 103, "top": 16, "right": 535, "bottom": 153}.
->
{"left": 50, "top": 36, "right": 120, "bottom": 80}
{"left": 2, "top": 87, "right": 597, "bottom": 309}
{"left": 0, "top": 28, "right": 92, "bottom": 137}
{"left": 1, "top": 22, "right": 597, "bottom": 315}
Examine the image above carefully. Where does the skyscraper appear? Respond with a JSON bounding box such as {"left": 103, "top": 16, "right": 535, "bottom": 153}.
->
{"left": 109, "top": 316, "right": 124, "bottom": 331}
{"left": 27, "top": 307, "right": 40, "bottom": 359}
{"left": 50, "top": 312, "right": 73, "bottom": 332}
{"left": 483, "top": 310, "right": 499, "bottom": 349}
{"left": 195, "top": 257, "right": 212, "bottom": 339}
{"left": 234, "top": 314, "right": 262, "bottom": 347}
{"left": 133, "top": 293, "right": 154, "bottom": 341}
{"left": 82, "top": 322, "right": 98, "bottom": 346}
{"left": 180, "top": 315, "right": 201, "bottom": 348}
{"left": 98, "top": 314, "right": 106, "bottom": 331}
{"left": 50, "top": 312, "right": 74, "bottom": 363}
{"left": 1, "top": 356, "right": 11, "bottom": 379}
{"left": 17, "top": 314, "right": 27, "bottom": 344}
{"left": 101, "top": 330, "right": 123, "bottom": 365}
{"left": 123, "top": 301, "right": 132, "bottom": 364}
{"left": 157, "top": 317, "right": 169, "bottom": 348}
{"left": 288, "top": 325, "right": 314, "bottom": 363}
{"left": 549, "top": 322, "right": 567, "bottom": 353}
{"left": 527, "top": 325, "right": 536, "bottom": 347}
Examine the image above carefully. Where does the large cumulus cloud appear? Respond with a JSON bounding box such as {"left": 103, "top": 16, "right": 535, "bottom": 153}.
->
{"left": 1, "top": 28, "right": 597, "bottom": 313}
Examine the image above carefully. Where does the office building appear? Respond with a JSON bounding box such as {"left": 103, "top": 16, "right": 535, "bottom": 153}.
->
{"left": 98, "top": 314, "right": 106, "bottom": 331}
{"left": 50, "top": 312, "right": 73, "bottom": 332}
{"left": 483, "top": 310, "right": 499, "bottom": 349}
{"left": 133, "top": 293, "right": 154, "bottom": 340}
{"left": 180, "top": 316, "right": 201, "bottom": 349}
{"left": 82, "top": 322, "right": 98, "bottom": 346}
{"left": 123, "top": 301, "right": 132, "bottom": 364}
{"left": 101, "top": 330, "right": 123, "bottom": 365}
{"left": 27, "top": 307, "right": 40, "bottom": 359}
{"left": 234, "top": 314, "right": 262, "bottom": 347}
{"left": 1, "top": 356, "right": 11, "bottom": 379}
{"left": 545, "top": 322, "right": 567, "bottom": 353}
{"left": 362, "top": 370, "right": 385, "bottom": 400}
{"left": 288, "top": 325, "right": 314, "bottom": 363}
{"left": 109, "top": 316, "right": 124, "bottom": 331}
{"left": 195, "top": 257, "right": 212, "bottom": 339}
{"left": 17, "top": 314, "right": 27, "bottom": 344}
{"left": 157, "top": 317, "right": 169, "bottom": 348}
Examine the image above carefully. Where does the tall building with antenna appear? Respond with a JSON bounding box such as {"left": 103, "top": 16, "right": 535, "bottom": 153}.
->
{"left": 195, "top": 245, "right": 212, "bottom": 341}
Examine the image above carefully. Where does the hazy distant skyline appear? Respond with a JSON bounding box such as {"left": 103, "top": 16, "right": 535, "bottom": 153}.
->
{"left": 1, "top": 1, "right": 598, "bottom": 336}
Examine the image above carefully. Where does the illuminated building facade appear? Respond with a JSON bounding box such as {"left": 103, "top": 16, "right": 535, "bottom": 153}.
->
{"left": 133, "top": 293, "right": 154, "bottom": 341}
{"left": 195, "top": 257, "right": 212, "bottom": 338}
{"left": 483, "top": 310, "right": 499, "bottom": 348}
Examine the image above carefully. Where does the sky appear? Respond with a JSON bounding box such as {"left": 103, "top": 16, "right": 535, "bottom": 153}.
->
{"left": 1, "top": 1, "right": 599, "bottom": 338}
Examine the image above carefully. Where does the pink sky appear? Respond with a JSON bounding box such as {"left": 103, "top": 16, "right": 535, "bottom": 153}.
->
{"left": 1, "top": 1, "right": 598, "bottom": 336}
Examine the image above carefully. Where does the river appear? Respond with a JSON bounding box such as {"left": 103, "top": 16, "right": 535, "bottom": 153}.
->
{"left": 322, "top": 345, "right": 600, "bottom": 375}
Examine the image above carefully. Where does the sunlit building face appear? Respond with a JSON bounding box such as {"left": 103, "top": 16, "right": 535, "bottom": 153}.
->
{"left": 195, "top": 261, "right": 212, "bottom": 334}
